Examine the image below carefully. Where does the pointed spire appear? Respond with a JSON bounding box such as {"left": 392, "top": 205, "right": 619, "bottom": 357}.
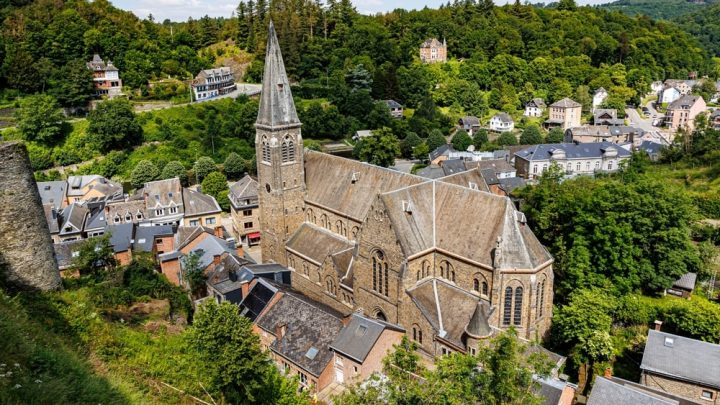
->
{"left": 465, "top": 301, "right": 493, "bottom": 339}
{"left": 255, "top": 21, "right": 300, "bottom": 129}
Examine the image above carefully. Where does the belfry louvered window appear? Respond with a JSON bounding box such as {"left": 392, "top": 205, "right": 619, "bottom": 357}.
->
{"left": 513, "top": 287, "right": 523, "bottom": 326}
{"left": 281, "top": 136, "right": 294, "bottom": 163}
{"left": 261, "top": 137, "right": 270, "bottom": 162}
{"left": 503, "top": 287, "right": 512, "bottom": 325}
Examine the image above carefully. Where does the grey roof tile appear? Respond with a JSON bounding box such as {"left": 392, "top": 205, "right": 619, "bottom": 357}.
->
{"left": 587, "top": 377, "right": 678, "bottom": 405}
{"left": 330, "top": 314, "right": 404, "bottom": 363}
{"left": 640, "top": 330, "right": 720, "bottom": 389}
{"left": 256, "top": 21, "right": 300, "bottom": 129}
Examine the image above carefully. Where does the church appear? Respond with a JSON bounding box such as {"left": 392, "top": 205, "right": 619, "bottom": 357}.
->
{"left": 255, "top": 22, "right": 554, "bottom": 359}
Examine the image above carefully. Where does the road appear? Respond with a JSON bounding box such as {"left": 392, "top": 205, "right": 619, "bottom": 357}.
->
{"left": 625, "top": 101, "right": 672, "bottom": 145}
{"left": 391, "top": 159, "right": 418, "bottom": 174}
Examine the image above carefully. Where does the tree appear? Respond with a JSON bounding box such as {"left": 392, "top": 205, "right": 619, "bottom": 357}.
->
{"left": 400, "top": 132, "right": 422, "bottom": 159}
{"left": 354, "top": 127, "right": 400, "bottom": 167}
{"left": 520, "top": 125, "right": 543, "bottom": 145}
{"left": 48, "top": 59, "right": 94, "bottom": 108}
{"left": 413, "top": 143, "right": 430, "bottom": 161}
{"left": 546, "top": 128, "right": 565, "bottom": 143}
{"left": 182, "top": 252, "right": 207, "bottom": 296}
{"left": 426, "top": 129, "right": 447, "bottom": 152}
{"left": 497, "top": 132, "right": 518, "bottom": 146}
{"left": 15, "top": 95, "right": 65, "bottom": 144}
{"left": 72, "top": 234, "right": 117, "bottom": 276}
{"left": 224, "top": 152, "right": 245, "bottom": 179}
{"left": 87, "top": 99, "right": 143, "bottom": 152}
{"left": 161, "top": 161, "right": 188, "bottom": 184}
{"left": 557, "top": 0, "right": 577, "bottom": 11}
{"left": 451, "top": 129, "right": 473, "bottom": 151}
{"left": 473, "top": 129, "right": 489, "bottom": 149}
{"left": 188, "top": 301, "right": 308, "bottom": 404}
{"left": 193, "top": 156, "right": 217, "bottom": 182}
{"left": 201, "top": 171, "right": 230, "bottom": 210}
{"left": 130, "top": 160, "right": 160, "bottom": 189}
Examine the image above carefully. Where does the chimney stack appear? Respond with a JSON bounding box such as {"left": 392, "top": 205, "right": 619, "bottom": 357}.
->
{"left": 214, "top": 226, "right": 224, "bottom": 238}
{"left": 275, "top": 323, "right": 287, "bottom": 338}
{"left": 604, "top": 368, "right": 612, "bottom": 379}
{"left": 654, "top": 320, "right": 663, "bottom": 331}
{"left": 213, "top": 254, "right": 222, "bottom": 265}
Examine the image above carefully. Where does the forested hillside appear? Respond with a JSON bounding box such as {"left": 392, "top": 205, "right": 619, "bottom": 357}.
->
{"left": 675, "top": 3, "right": 720, "bottom": 57}
{"left": 597, "top": 0, "right": 715, "bottom": 20}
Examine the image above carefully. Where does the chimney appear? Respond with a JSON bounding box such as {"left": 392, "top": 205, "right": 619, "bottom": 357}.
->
{"left": 275, "top": 323, "right": 287, "bottom": 338}
{"left": 214, "top": 226, "right": 223, "bottom": 238}
{"left": 654, "top": 320, "right": 663, "bottom": 331}
{"left": 213, "top": 254, "right": 222, "bottom": 265}
{"left": 604, "top": 368, "right": 612, "bottom": 379}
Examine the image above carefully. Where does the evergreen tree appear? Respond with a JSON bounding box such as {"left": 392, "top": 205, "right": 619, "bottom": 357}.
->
{"left": 520, "top": 125, "right": 544, "bottom": 145}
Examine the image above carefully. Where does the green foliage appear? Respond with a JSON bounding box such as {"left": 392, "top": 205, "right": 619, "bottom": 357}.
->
{"left": 47, "top": 59, "right": 94, "bottom": 108}
{"left": 193, "top": 156, "right": 217, "bottom": 183}
{"left": 15, "top": 95, "right": 65, "bottom": 144}
{"left": 161, "top": 161, "right": 188, "bottom": 184}
{"left": 181, "top": 252, "right": 206, "bottom": 296}
{"left": 473, "top": 129, "right": 489, "bottom": 149}
{"left": 451, "top": 129, "right": 473, "bottom": 151}
{"left": 130, "top": 160, "right": 160, "bottom": 189}
{"left": 413, "top": 142, "right": 430, "bottom": 161}
{"left": 400, "top": 132, "right": 422, "bottom": 158}
{"left": 223, "top": 152, "right": 245, "bottom": 179}
{"left": 520, "top": 175, "right": 701, "bottom": 297}
{"left": 71, "top": 235, "right": 118, "bottom": 276}
{"left": 546, "top": 128, "right": 565, "bottom": 143}
{"left": 426, "top": 129, "right": 447, "bottom": 152}
{"left": 497, "top": 132, "right": 518, "bottom": 146}
{"left": 87, "top": 99, "right": 142, "bottom": 153}
{"left": 354, "top": 127, "right": 400, "bottom": 167}
{"left": 600, "top": 0, "right": 711, "bottom": 20}
{"left": 520, "top": 125, "right": 543, "bottom": 145}
{"left": 553, "top": 289, "right": 615, "bottom": 364}
{"left": 201, "top": 171, "right": 229, "bottom": 210}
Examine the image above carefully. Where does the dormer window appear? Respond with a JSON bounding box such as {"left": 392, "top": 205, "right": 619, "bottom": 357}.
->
{"left": 136, "top": 212, "right": 143, "bottom": 220}
{"left": 156, "top": 209, "right": 164, "bottom": 216}
{"left": 125, "top": 214, "right": 132, "bottom": 222}
{"left": 664, "top": 337, "right": 674, "bottom": 347}
{"left": 114, "top": 215, "right": 121, "bottom": 224}
{"left": 169, "top": 207, "right": 178, "bottom": 214}
{"left": 402, "top": 200, "right": 413, "bottom": 214}
{"left": 277, "top": 83, "right": 284, "bottom": 91}
{"left": 351, "top": 172, "right": 360, "bottom": 183}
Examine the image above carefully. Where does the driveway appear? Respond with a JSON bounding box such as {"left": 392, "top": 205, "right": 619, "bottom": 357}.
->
{"left": 391, "top": 159, "right": 418, "bottom": 174}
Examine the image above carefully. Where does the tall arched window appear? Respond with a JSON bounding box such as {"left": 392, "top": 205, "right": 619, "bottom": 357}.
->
{"left": 422, "top": 260, "right": 431, "bottom": 278}
{"left": 482, "top": 281, "right": 488, "bottom": 296}
{"left": 261, "top": 136, "right": 271, "bottom": 162}
{"left": 412, "top": 325, "right": 423, "bottom": 344}
{"left": 326, "top": 277, "right": 336, "bottom": 295}
{"left": 320, "top": 214, "right": 328, "bottom": 229}
{"left": 473, "top": 279, "right": 480, "bottom": 292}
{"left": 503, "top": 287, "right": 512, "bottom": 326}
{"left": 439, "top": 260, "right": 453, "bottom": 280}
{"left": 305, "top": 208, "right": 314, "bottom": 223}
{"left": 513, "top": 287, "right": 523, "bottom": 326}
{"left": 373, "top": 251, "right": 388, "bottom": 296}
{"left": 281, "top": 135, "right": 294, "bottom": 163}
{"left": 539, "top": 280, "right": 546, "bottom": 318}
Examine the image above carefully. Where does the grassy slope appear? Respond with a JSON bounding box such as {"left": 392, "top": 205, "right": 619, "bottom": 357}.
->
{"left": 0, "top": 288, "right": 204, "bottom": 404}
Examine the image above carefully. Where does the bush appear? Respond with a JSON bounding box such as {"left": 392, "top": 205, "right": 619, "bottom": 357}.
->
{"left": 193, "top": 156, "right": 217, "bottom": 182}
{"left": 223, "top": 152, "right": 245, "bottom": 179}
{"left": 161, "top": 161, "right": 188, "bottom": 184}
{"left": 130, "top": 160, "right": 160, "bottom": 189}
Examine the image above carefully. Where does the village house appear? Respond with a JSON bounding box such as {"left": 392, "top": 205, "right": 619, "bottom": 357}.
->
{"left": 588, "top": 375, "right": 702, "bottom": 405}
{"left": 383, "top": 100, "right": 404, "bottom": 118}
{"left": 489, "top": 112, "right": 514, "bottom": 132}
{"left": 229, "top": 174, "right": 261, "bottom": 247}
{"left": 665, "top": 272, "right": 697, "bottom": 299}
{"left": 419, "top": 38, "right": 447, "bottom": 63}
{"left": 637, "top": 140, "right": 665, "bottom": 162}
{"left": 665, "top": 79, "right": 696, "bottom": 95}
{"left": 514, "top": 142, "right": 632, "bottom": 179}
{"left": 592, "top": 87, "right": 608, "bottom": 112}
{"left": 564, "top": 125, "right": 643, "bottom": 144}
{"left": 458, "top": 116, "right": 481, "bottom": 136}
{"left": 640, "top": 329, "right": 720, "bottom": 404}
{"left": 142, "top": 178, "right": 185, "bottom": 226}
{"left": 254, "top": 22, "right": 555, "bottom": 363}
{"left": 38, "top": 175, "right": 123, "bottom": 207}
{"left": 544, "top": 98, "right": 582, "bottom": 130}
{"left": 659, "top": 85, "right": 682, "bottom": 104}
{"left": 593, "top": 109, "right": 623, "bottom": 126}
{"left": 352, "top": 130, "right": 374, "bottom": 141}
{"left": 524, "top": 98, "right": 546, "bottom": 117}
{"left": 666, "top": 95, "right": 706, "bottom": 132}
{"left": 192, "top": 67, "right": 237, "bottom": 101}
{"left": 86, "top": 54, "right": 123, "bottom": 98}
{"left": 182, "top": 187, "right": 222, "bottom": 228}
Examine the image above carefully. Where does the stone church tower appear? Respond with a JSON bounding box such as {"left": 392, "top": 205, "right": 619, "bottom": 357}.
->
{"left": 255, "top": 21, "right": 305, "bottom": 265}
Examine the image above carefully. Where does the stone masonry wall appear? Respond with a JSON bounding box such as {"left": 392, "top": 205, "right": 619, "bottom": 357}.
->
{"left": 0, "top": 142, "right": 61, "bottom": 291}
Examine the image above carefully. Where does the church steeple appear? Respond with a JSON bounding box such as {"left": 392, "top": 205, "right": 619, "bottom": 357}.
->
{"left": 256, "top": 21, "right": 300, "bottom": 129}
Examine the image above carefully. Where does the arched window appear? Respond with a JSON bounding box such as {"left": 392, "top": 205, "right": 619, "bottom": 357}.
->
{"left": 482, "top": 281, "right": 488, "bottom": 296}
{"left": 473, "top": 279, "right": 480, "bottom": 291}
{"left": 412, "top": 325, "right": 423, "bottom": 344}
{"left": 416, "top": 270, "right": 421, "bottom": 281}
{"left": 513, "top": 287, "right": 523, "bottom": 326}
{"left": 373, "top": 251, "right": 388, "bottom": 296}
{"left": 539, "top": 280, "right": 546, "bottom": 318}
{"left": 351, "top": 226, "right": 359, "bottom": 240}
{"left": 326, "top": 277, "right": 336, "bottom": 295}
{"left": 281, "top": 135, "right": 295, "bottom": 163}
{"left": 305, "top": 208, "right": 314, "bottom": 223}
{"left": 503, "top": 287, "right": 512, "bottom": 326}
{"left": 439, "top": 260, "right": 453, "bottom": 280}
{"left": 422, "top": 260, "right": 431, "bottom": 278}
{"left": 320, "top": 214, "right": 328, "bottom": 229}
{"left": 374, "top": 309, "right": 387, "bottom": 321}
{"left": 261, "top": 136, "right": 271, "bottom": 162}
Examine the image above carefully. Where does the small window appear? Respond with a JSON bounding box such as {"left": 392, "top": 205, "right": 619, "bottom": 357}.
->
{"left": 243, "top": 209, "right": 252, "bottom": 216}
{"left": 244, "top": 222, "right": 253, "bottom": 229}
{"left": 702, "top": 390, "right": 713, "bottom": 400}
{"left": 664, "top": 337, "right": 674, "bottom": 347}
{"left": 189, "top": 220, "right": 199, "bottom": 226}
{"left": 71, "top": 251, "right": 80, "bottom": 258}
{"left": 206, "top": 217, "right": 216, "bottom": 225}
{"left": 156, "top": 209, "right": 164, "bottom": 216}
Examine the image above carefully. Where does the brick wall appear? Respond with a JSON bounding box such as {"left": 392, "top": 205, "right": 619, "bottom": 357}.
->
{"left": 642, "top": 372, "right": 719, "bottom": 404}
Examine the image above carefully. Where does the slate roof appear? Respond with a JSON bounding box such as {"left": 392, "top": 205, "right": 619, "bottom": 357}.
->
{"left": 206, "top": 254, "right": 251, "bottom": 299}
{"left": 238, "top": 278, "right": 280, "bottom": 321}
{"left": 383, "top": 99, "right": 403, "bottom": 109}
{"left": 256, "top": 291, "right": 345, "bottom": 377}
{"left": 464, "top": 301, "right": 493, "bottom": 338}
{"left": 526, "top": 98, "right": 546, "bottom": 109}
{"left": 440, "top": 158, "right": 467, "bottom": 175}
{"left": 229, "top": 175, "right": 258, "bottom": 209}
{"left": 421, "top": 38, "right": 444, "bottom": 48}
{"left": 53, "top": 240, "right": 85, "bottom": 270}
{"left": 498, "top": 177, "right": 527, "bottom": 194}
{"left": 437, "top": 168, "right": 490, "bottom": 192}
{"left": 59, "top": 203, "right": 89, "bottom": 236}
{"left": 668, "top": 95, "right": 702, "bottom": 110}
{"left": 183, "top": 188, "right": 222, "bottom": 216}
{"left": 238, "top": 263, "right": 291, "bottom": 286}
{"left": 184, "top": 234, "right": 236, "bottom": 269}
{"left": 467, "top": 159, "right": 516, "bottom": 174}
{"left": 515, "top": 142, "right": 632, "bottom": 162}
{"left": 640, "top": 330, "right": 720, "bottom": 389}
{"left": 407, "top": 278, "right": 482, "bottom": 348}
{"left": 535, "top": 376, "right": 567, "bottom": 405}
{"left": 429, "top": 144, "right": 453, "bottom": 161}
{"left": 256, "top": 21, "right": 300, "bottom": 129}
{"left": 491, "top": 112, "right": 513, "bottom": 124}
{"left": 550, "top": 98, "right": 582, "bottom": 108}
{"left": 107, "top": 223, "right": 134, "bottom": 253}
{"left": 286, "top": 223, "right": 353, "bottom": 266}
{"left": 143, "top": 178, "right": 183, "bottom": 211}
{"left": 459, "top": 116, "right": 480, "bottom": 126}
{"left": 133, "top": 225, "right": 174, "bottom": 252}
{"left": 66, "top": 175, "right": 122, "bottom": 199}
{"left": 380, "top": 181, "right": 551, "bottom": 269}
{"left": 85, "top": 207, "right": 107, "bottom": 231}
{"left": 587, "top": 377, "right": 678, "bottom": 405}
{"left": 37, "top": 181, "right": 66, "bottom": 209}
{"left": 194, "top": 67, "right": 234, "bottom": 85}
{"left": 638, "top": 140, "right": 664, "bottom": 156}
{"left": 416, "top": 165, "right": 446, "bottom": 179}
{"left": 304, "top": 150, "right": 425, "bottom": 221}
{"left": 106, "top": 200, "right": 147, "bottom": 224}
{"left": 43, "top": 204, "right": 61, "bottom": 234}
{"left": 330, "top": 314, "right": 404, "bottom": 363}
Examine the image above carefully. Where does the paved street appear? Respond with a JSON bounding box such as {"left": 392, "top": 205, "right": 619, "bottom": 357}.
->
{"left": 625, "top": 101, "right": 673, "bottom": 145}
{"left": 390, "top": 158, "right": 418, "bottom": 174}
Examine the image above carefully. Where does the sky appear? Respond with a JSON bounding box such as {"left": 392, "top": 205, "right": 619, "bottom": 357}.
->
{"left": 113, "top": 0, "right": 612, "bottom": 23}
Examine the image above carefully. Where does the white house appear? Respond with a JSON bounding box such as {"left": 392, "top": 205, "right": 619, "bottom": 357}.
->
{"left": 514, "top": 142, "right": 632, "bottom": 180}
{"left": 489, "top": 112, "right": 514, "bottom": 132}
{"left": 592, "top": 87, "right": 608, "bottom": 112}
{"left": 659, "top": 86, "right": 682, "bottom": 104}
{"left": 192, "top": 67, "right": 237, "bottom": 102}
{"left": 524, "top": 98, "right": 546, "bottom": 117}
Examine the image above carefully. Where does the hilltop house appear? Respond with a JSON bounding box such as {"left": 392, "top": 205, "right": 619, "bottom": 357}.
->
{"left": 489, "top": 112, "right": 514, "bottom": 132}
{"left": 565, "top": 125, "right": 643, "bottom": 144}
{"left": 514, "top": 142, "right": 632, "bottom": 179}
{"left": 458, "top": 116, "right": 481, "bottom": 135}
{"left": 86, "top": 54, "right": 123, "bottom": 98}
{"left": 383, "top": 100, "right": 404, "bottom": 118}
{"left": 544, "top": 98, "right": 582, "bottom": 130}
{"left": 659, "top": 85, "right": 682, "bottom": 104}
{"left": 524, "top": 98, "right": 546, "bottom": 117}
{"left": 666, "top": 95, "right": 706, "bottom": 132}
{"left": 419, "top": 38, "right": 447, "bottom": 63}
{"left": 192, "top": 67, "right": 237, "bottom": 101}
